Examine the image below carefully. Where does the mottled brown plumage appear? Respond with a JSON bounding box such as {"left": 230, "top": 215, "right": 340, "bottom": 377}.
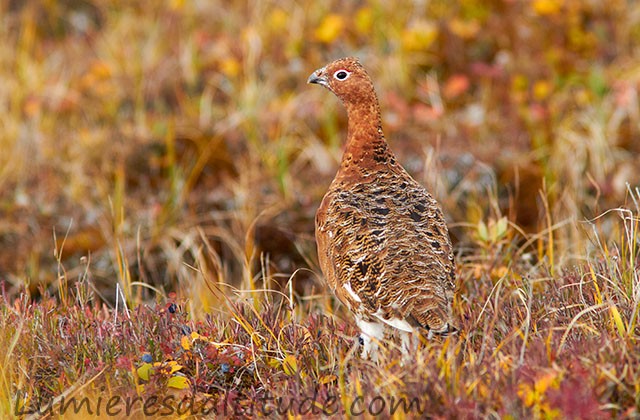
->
{"left": 308, "top": 57, "right": 456, "bottom": 360}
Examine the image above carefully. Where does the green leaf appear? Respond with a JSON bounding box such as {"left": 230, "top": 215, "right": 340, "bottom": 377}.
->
{"left": 477, "top": 221, "right": 489, "bottom": 242}
{"left": 495, "top": 217, "right": 508, "bottom": 241}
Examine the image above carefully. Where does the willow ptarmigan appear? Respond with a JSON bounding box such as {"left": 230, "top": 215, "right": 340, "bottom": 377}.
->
{"left": 308, "top": 57, "right": 456, "bottom": 360}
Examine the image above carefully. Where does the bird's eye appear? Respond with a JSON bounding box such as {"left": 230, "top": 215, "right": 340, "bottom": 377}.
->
{"left": 334, "top": 70, "right": 350, "bottom": 81}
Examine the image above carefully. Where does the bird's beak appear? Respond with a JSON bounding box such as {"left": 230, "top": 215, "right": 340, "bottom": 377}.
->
{"left": 307, "top": 67, "right": 328, "bottom": 87}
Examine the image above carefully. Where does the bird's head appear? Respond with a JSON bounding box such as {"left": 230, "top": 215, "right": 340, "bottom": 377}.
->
{"left": 307, "top": 57, "right": 377, "bottom": 107}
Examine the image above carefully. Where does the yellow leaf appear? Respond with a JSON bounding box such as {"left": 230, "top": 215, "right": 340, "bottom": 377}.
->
{"left": 315, "top": 14, "right": 345, "bottom": 44}
{"left": 80, "top": 61, "right": 113, "bottom": 94}
{"left": 532, "top": 0, "right": 563, "bottom": 15}
{"left": 533, "top": 80, "right": 553, "bottom": 101}
{"left": 448, "top": 18, "right": 480, "bottom": 39}
{"left": 282, "top": 355, "right": 298, "bottom": 376}
{"left": 181, "top": 335, "right": 191, "bottom": 351}
{"left": 355, "top": 7, "right": 373, "bottom": 34}
{"left": 590, "top": 264, "right": 602, "bottom": 304}
{"left": 166, "top": 361, "right": 183, "bottom": 374}
{"left": 170, "top": 0, "right": 185, "bottom": 10}
{"left": 512, "top": 74, "right": 529, "bottom": 92}
{"left": 220, "top": 58, "right": 240, "bottom": 78}
{"left": 401, "top": 20, "right": 438, "bottom": 52}
{"left": 90, "top": 61, "right": 112, "bottom": 79}
{"left": 267, "top": 9, "right": 288, "bottom": 32}
{"left": 167, "top": 376, "right": 190, "bottom": 389}
{"left": 517, "top": 383, "right": 536, "bottom": 407}
{"left": 575, "top": 88, "right": 591, "bottom": 106}
{"left": 319, "top": 374, "right": 337, "bottom": 384}
{"left": 267, "top": 358, "right": 281, "bottom": 369}
{"left": 610, "top": 305, "right": 626, "bottom": 337}
{"left": 137, "top": 363, "right": 153, "bottom": 381}
{"left": 534, "top": 371, "right": 560, "bottom": 393}
{"left": 491, "top": 266, "right": 509, "bottom": 279}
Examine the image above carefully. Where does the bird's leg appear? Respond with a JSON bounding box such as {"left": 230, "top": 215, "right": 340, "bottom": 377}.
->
{"left": 356, "top": 318, "right": 384, "bottom": 362}
{"left": 361, "top": 333, "right": 378, "bottom": 362}
{"left": 401, "top": 331, "right": 412, "bottom": 353}
{"left": 400, "top": 331, "right": 417, "bottom": 364}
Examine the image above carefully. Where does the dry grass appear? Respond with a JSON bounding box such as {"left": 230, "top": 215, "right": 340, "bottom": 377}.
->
{"left": 1, "top": 0, "right": 639, "bottom": 418}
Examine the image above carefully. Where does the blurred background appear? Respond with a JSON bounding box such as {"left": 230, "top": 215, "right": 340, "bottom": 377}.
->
{"left": 0, "top": 0, "right": 638, "bottom": 312}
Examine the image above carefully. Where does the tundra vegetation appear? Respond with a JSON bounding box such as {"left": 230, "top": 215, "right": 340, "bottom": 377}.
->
{"left": 1, "top": 1, "right": 639, "bottom": 417}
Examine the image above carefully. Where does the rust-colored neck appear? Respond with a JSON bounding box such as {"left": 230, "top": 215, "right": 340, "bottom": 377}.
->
{"left": 340, "top": 94, "right": 394, "bottom": 172}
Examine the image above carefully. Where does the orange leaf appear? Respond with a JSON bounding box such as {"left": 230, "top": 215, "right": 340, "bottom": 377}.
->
{"left": 319, "top": 374, "right": 337, "bottom": 384}
{"left": 448, "top": 18, "right": 480, "bottom": 39}
{"left": 443, "top": 75, "right": 470, "bottom": 99}
{"left": 181, "top": 335, "right": 191, "bottom": 351}
{"left": 532, "top": 0, "right": 563, "bottom": 15}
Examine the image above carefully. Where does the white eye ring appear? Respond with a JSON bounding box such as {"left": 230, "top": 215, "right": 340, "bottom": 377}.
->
{"left": 333, "top": 70, "right": 351, "bottom": 81}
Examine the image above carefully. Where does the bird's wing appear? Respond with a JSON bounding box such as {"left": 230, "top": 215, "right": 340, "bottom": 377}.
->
{"left": 316, "top": 186, "right": 387, "bottom": 312}
{"left": 316, "top": 173, "right": 455, "bottom": 332}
